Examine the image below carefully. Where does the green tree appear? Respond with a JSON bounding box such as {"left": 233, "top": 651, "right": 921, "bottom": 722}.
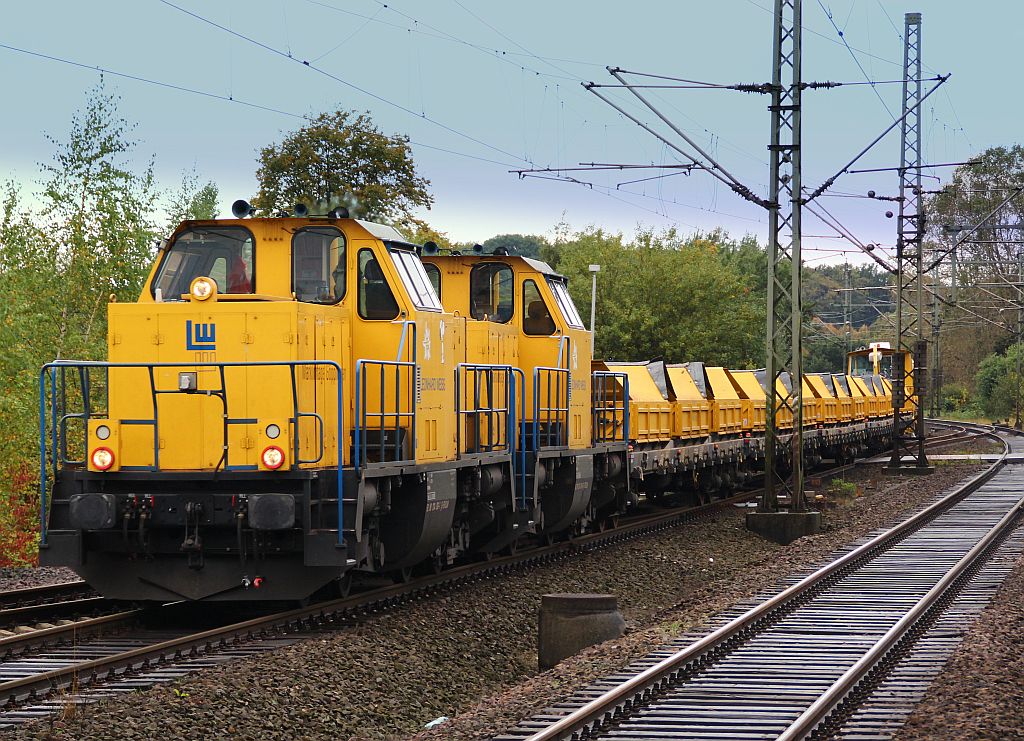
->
{"left": 803, "top": 336, "right": 847, "bottom": 373}
{"left": 926, "top": 147, "right": 1024, "bottom": 387}
{"left": 554, "top": 226, "right": 765, "bottom": 367}
{"left": 39, "top": 85, "right": 157, "bottom": 357}
{"left": 715, "top": 231, "right": 766, "bottom": 298}
{"left": 166, "top": 168, "right": 219, "bottom": 227}
{"left": 482, "top": 233, "right": 549, "bottom": 259}
{"left": 0, "top": 84, "right": 158, "bottom": 563}
{"left": 253, "top": 110, "right": 432, "bottom": 222}
{"left": 0, "top": 83, "right": 157, "bottom": 453}
{"left": 403, "top": 219, "right": 456, "bottom": 250}
{"left": 974, "top": 343, "right": 1024, "bottom": 420}
{"left": 930, "top": 146, "right": 1024, "bottom": 273}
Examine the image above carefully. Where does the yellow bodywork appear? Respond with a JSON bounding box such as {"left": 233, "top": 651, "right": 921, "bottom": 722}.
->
{"left": 703, "top": 367, "right": 745, "bottom": 436}
{"left": 806, "top": 375, "right": 839, "bottom": 424}
{"left": 88, "top": 218, "right": 460, "bottom": 473}
{"left": 829, "top": 375, "right": 854, "bottom": 422}
{"left": 422, "top": 255, "right": 592, "bottom": 450}
{"left": 603, "top": 363, "right": 673, "bottom": 443}
{"left": 727, "top": 370, "right": 767, "bottom": 433}
{"left": 801, "top": 376, "right": 820, "bottom": 427}
{"left": 665, "top": 365, "right": 712, "bottom": 440}
{"left": 847, "top": 375, "right": 876, "bottom": 419}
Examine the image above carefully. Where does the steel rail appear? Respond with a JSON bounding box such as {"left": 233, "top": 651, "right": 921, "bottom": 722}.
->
{"left": 778, "top": 463, "right": 1024, "bottom": 739}
{"left": 0, "top": 609, "right": 146, "bottom": 661}
{"left": 0, "top": 453, "right": 881, "bottom": 713}
{"left": 0, "top": 581, "right": 90, "bottom": 610}
{"left": 521, "top": 425, "right": 1008, "bottom": 741}
{"left": 0, "top": 424, "right": 957, "bottom": 717}
{"left": 0, "top": 596, "right": 110, "bottom": 628}
{"left": 0, "top": 489, "right": 752, "bottom": 708}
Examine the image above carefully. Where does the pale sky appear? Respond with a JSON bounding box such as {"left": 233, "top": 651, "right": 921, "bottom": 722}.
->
{"left": 2, "top": 1, "right": 1018, "bottom": 266}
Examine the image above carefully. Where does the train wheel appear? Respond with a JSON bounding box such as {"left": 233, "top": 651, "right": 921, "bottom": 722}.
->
{"left": 391, "top": 566, "right": 413, "bottom": 584}
{"left": 335, "top": 572, "right": 353, "bottom": 599}
{"left": 430, "top": 551, "right": 446, "bottom": 575}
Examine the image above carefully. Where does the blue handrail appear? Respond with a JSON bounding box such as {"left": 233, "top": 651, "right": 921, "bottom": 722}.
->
{"left": 591, "top": 371, "right": 630, "bottom": 445}
{"left": 394, "top": 320, "right": 417, "bottom": 362}
{"left": 532, "top": 366, "right": 570, "bottom": 450}
{"left": 453, "top": 363, "right": 527, "bottom": 509}
{"left": 39, "top": 359, "right": 345, "bottom": 546}
{"left": 354, "top": 358, "right": 417, "bottom": 469}
{"left": 511, "top": 367, "right": 527, "bottom": 508}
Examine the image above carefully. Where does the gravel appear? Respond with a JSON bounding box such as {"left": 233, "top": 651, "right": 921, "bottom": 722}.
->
{"left": 894, "top": 536, "right": 1024, "bottom": 741}
{"left": 934, "top": 436, "right": 1004, "bottom": 455}
{"left": 8, "top": 462, "right": 984, "bottom": 741}
{"left": 0, "top": 567, "right": 78, "bottom": 592}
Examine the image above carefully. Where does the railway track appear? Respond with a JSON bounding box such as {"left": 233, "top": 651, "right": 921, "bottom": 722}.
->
{"left": 0, "top": 582, "right": 92, "bottom": 614}
{"left": 498, "top": 422, "right": 1024, "bottom": 740}
{"left": 0, "top": 425, "right": 981, "bottom": 729}
{"left": 0, "top": 444, "right": 902, "bottom": 728}
{"left": 0, "top": 581, "right": 141, "bottom": 656}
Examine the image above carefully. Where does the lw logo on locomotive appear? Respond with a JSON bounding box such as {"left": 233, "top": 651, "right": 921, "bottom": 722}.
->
{"left": 185, "top": 321, "right": 216, "bottom": 351}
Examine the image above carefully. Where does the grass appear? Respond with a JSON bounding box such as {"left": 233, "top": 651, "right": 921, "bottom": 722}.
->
{"left": 938, "top": 410, "right": 997, "bottom": 424}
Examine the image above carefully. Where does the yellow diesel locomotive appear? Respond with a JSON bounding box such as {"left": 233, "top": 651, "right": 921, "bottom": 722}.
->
{"left": 39, "top": 206, "right": 901, "bottom": 602}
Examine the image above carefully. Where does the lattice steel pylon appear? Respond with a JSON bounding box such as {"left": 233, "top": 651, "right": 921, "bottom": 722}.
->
{"left": 890, "top": 12, "right": 931, "bottom": 471}
{"left": 761, "top": 0, "right": 806, "bottom": 512}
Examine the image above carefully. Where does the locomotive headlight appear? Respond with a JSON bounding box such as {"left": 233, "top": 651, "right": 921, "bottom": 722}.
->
{"left": 265, "top": 423, "right": 281, "bottom": 439}
{"left": 91, "top": 447, "right": 115, "bottom": 471}
{"left": 261, "top": 446, "right": 285, "bottom": 470}
{"left": 189, "top": 276, "right": 215, "bottom": 301}
{"left": 95, "top": 425, "right": 111, "bottom": 441}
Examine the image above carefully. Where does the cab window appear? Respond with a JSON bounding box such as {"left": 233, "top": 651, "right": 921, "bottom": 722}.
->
{"left": 547, "top": 278, "right": 585, "bottom": 329}
{"left": 389, "top": 246, "right": 442, "bottom": 311}
{"left": 849, "top": 354, "right": 871, "bottom": 375}
{"left": 293, "top": 227, "right": 346, "bottom": 304}
{"left": 470, "top": 263, "right": 513, "bottom": 323}
{"left": 153, "top": 226, "right": 254, "bottom": 298}
{"left": 358, "top": 249, "right": 400, "bottom": 320}
{"left": 423, "top": 263, "right": 441, "bottom": 301}
{"left": 523, "top": 279, "right": 555, "bottom": 336}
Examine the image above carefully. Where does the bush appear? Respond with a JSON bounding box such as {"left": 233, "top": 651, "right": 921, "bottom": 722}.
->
{"left": 0, "top": 461, "right": 39, "bottom": 567}
{"left": 941, "top": 382, "right": 972, "bottom": 413}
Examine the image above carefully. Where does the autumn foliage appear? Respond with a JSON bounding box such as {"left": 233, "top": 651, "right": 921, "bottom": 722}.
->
{"left": 0, "top": 462, "right": 39, "bottom": 567}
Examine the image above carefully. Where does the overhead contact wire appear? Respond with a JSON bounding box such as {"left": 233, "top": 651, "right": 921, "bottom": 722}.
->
{"left": 0, "top": 42, "right": 519, "bottom": 169}
{"left": 156, "top": 0, "right": 531, "bottom": 166}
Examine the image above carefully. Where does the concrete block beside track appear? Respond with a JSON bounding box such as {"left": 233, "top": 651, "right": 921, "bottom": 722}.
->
{"left": 538, "top": 593, "right": 625, "bottom": 670}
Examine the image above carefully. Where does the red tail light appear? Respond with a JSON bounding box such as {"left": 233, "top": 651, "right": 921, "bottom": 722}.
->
{"left": 261, "top": 446, "right": 285, "bottom": 470}
{"left": 91, "top": 447, "right": 115, "bottom": 471}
